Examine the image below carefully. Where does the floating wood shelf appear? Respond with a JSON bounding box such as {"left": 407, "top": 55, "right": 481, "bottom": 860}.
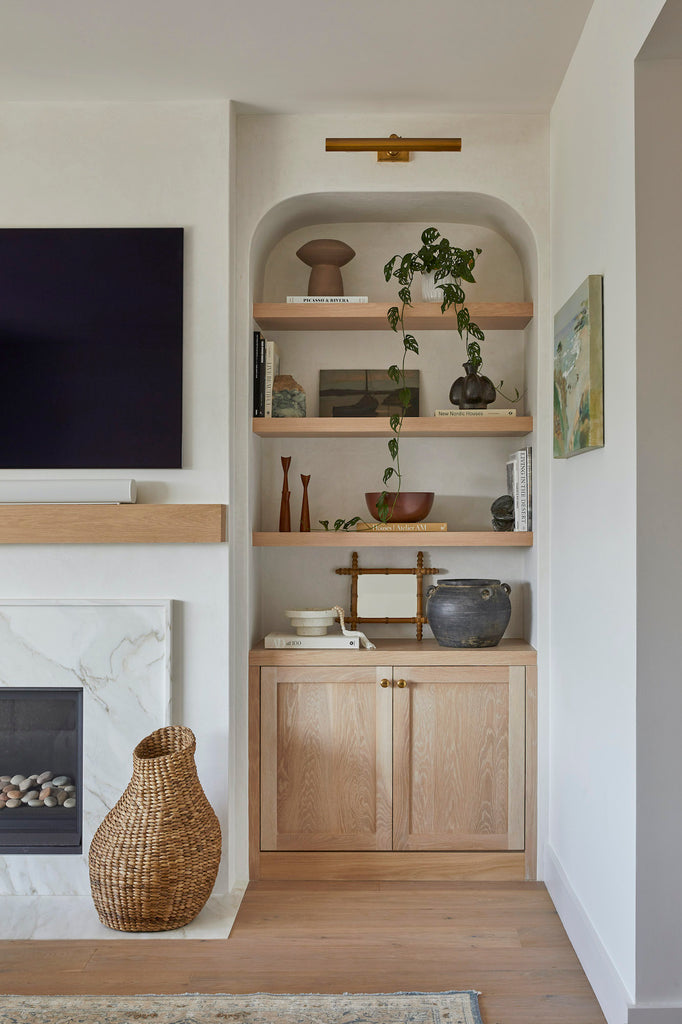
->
{"left": 253, "top": 531, "right": 532, "bottom": 548}
{"left": 0, "top": 504, "right": 227, "bottom": 544}
{"left": 253, "top": 301, "right": 533, "bottom": 332}
{"left": 253, "top": 416, "right": 533, "bottom": 438}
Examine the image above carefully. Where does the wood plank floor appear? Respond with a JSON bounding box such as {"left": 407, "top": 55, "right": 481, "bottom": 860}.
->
{"left": 0, "top": 881, "right": 606, "bottom": 1024}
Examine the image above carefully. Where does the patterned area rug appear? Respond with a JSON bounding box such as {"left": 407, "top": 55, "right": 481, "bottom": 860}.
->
{"left": 0, "top": 990, "right": 483, "bottom": 1024}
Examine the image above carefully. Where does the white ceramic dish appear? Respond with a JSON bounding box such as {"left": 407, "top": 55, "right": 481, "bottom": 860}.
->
{"left": 285, "top": 608, "right": 337, "bottom": 636}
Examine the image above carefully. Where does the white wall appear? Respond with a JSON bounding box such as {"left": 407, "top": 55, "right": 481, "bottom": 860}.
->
{"left": 0, "top": 101, "right": 233, "bottom": 887}
{"left": 548, "top": 2, "right": 666, "bottom": 1020}
{"left": 231, "top": 113, "right": 551, "bottom": 883}
{"left": 634, "top": 53, "right": 682, "bottom": 1016}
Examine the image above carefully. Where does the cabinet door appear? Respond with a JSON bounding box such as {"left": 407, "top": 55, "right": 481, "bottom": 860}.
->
{"left": 261, "top": 665, "right": 393, "bottom": 851}
{"left": 392, "top": 665, "right": 525, "bottom": 851}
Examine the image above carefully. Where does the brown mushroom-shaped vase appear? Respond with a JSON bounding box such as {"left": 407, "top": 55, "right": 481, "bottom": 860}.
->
{"left": 296, "top": 238, "right": 355, "bottom": 296}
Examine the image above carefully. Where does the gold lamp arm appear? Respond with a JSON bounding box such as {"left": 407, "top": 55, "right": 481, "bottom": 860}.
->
{"left": 325, "top": 134, "right": 462, "bottom": 162}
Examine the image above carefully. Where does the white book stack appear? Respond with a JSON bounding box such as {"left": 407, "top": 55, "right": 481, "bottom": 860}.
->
{"left": 506, "top": 448, "right": 532, "bottom": 531}
{"left": 264, "top": 633, "right": 360, "bottom": 649}
{"left": 434, "top": 408, "right": 517, "bottom": 417}
{"left": 263, "top": 340, "right": 280, "bottom": 418}
{"left": 286, "top": 296, "right": 368, "bottom": 303}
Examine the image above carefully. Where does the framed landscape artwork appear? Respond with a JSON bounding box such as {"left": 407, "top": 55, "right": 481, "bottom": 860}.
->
{"left": 553, "top": 275, "right": 604, "bottom": 458}
{"left": 319, "top": 369, "right": 419, "bottom": 418}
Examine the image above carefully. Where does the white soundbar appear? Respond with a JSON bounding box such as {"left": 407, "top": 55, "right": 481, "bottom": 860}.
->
{"left": 0, "top": 480, "right": 137, "bottom": 504}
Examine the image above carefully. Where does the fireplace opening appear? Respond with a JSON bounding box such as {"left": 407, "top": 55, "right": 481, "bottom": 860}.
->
{"left": 0, "top": 688, "right": 83, "bottom": 854}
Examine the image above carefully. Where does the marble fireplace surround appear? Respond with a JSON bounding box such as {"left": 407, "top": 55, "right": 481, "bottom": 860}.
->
{"left": 0, "top": 600, "right": 242, "bottom": 940}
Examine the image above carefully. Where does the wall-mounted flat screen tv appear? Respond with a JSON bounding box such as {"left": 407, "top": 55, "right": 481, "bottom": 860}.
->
{"left": 0, "top": 227, "right": 183, "bottom": 468}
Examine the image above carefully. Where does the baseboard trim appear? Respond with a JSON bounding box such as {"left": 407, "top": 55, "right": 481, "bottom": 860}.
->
{"left": 628, "top": 1008, "right": 682, "bottom": 1023}
{"left": 544, "top": 845, "right": 632, "bottom": 1024}
{"left": 258, "top": 850, "right": 526, "bottom": 881}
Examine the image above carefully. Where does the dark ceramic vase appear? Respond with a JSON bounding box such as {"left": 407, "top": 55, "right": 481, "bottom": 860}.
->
{"left": 426, "top": 578, "right": 511, "bottom": 648}
{"left": 449, "top": 361, "right": 496, "bottom": 409}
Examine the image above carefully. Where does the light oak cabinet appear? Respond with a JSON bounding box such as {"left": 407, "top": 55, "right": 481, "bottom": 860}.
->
{"left": 260, "top": 665, "right": 393, "bottom": 852}
{"left": 250, "top": 640, "right": 537, "bottom": 881}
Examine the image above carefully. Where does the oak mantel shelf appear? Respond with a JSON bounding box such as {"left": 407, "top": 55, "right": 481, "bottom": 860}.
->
{"left": 253, "top": 530, "right": 532, "bottom": 548}
{"left": 253, "top": 301, "right": 533, "bottom": 332}
{"left": 0, "top": 504, "right": 227, "bottom": 544}
{"left": 253, "top": 416, "right": 533, "bottom": 438}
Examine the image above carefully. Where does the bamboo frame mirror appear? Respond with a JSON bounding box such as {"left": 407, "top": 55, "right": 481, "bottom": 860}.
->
{"left": 335, "top": 551, "right": 445, "bottom": 640}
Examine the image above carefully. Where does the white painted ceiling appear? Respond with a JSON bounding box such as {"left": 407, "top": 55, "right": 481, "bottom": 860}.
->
{"left": 0, "top": 0, "right": 593, "bottom": 112}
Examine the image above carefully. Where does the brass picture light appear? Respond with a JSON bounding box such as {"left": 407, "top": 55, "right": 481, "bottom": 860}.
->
{"left": 325, "top": 133, "right": 462, "bottom": 162}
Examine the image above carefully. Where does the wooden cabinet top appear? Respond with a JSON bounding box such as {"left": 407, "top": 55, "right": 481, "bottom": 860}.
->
{"left": 249, "top": 637, "right": 536, "bottom": 667}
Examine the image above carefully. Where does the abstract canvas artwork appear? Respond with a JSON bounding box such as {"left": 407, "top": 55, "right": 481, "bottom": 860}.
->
{"left": 553, "top": 275, "right": 604, "bottom": 458}
{"left": 319, "top": 369, "right": 419, "bottom": 418}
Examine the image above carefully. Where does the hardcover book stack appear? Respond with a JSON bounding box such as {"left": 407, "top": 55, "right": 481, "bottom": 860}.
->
{"left": 354, "top": 521, "right": 447, "bottom": 532}
{"left": 264, "top": 633, "right": 360, "bottom": 649}
{"left": 434, "top": 408, "right": 517, "bottom": 417}
{"left": 506, "top": 447, "right": 532, "bottom": 531}
{"left": 252, "top": 331, "right": 280, "bottom": 417}
{"left": 285, "top": 296, "right": 368, "bottom": 303}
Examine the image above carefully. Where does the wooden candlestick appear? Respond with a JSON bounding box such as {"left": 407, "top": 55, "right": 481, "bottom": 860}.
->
{"left": 300, "top": 474, "right": 311, "bottom": 532}
{"left": 279, "top": 456, "right": 291, "bottom": 532}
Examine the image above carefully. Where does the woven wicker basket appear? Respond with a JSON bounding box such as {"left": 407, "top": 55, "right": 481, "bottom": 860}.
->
{"left": 89, "top": 725, "right": 221, "bottom": 932}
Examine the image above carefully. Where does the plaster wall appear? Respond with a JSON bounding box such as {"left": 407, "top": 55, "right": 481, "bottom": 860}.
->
{"left": 0, "top": 101, "right": 232, "bottom": 889}
{"left": 232, "top": 112, "right": 550, "bottom": 882}
{"left": 549, "top": 0, "right": 666, "bottom": 1018}
{"left": 634, "top": 53, "right": 682, "bottom": 1015}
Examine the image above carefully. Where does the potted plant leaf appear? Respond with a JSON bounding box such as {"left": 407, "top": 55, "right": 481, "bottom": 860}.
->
{"left": 376, "top": 226, "right": 489, "bottom": 522}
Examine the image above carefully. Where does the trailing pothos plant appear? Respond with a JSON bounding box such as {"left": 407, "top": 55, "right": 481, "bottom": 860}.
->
{"left": 377, "top": 227, "right": 485, "bottom": 522}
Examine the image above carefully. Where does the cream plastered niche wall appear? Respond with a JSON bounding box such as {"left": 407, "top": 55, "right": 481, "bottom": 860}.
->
{"left": 257, "top": 219, "right": 529, "bottom": 639}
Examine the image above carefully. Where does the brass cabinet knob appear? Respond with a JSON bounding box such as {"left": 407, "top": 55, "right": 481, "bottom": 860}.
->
{"left": 396, "top": 678, "right": 407, "bottom": 688}
{"left": 380, "top": 678, "right": 391, "bottom": 688}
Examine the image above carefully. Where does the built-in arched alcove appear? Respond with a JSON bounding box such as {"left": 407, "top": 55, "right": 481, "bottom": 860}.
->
{"left": 228, "top": 186, "right": 543, "bottom": 888}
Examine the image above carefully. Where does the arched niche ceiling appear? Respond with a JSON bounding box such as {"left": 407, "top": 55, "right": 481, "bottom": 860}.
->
{"left": 250, "top": 191, "right": 538, "bottom": 302}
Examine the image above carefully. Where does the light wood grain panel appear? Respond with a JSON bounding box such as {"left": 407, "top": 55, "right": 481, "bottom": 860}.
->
{"left": 260, "top": 667, "right": 279, "bottom": 850}
{"left": 508, "top": 667, "right": 526, "bottom": 850}
{"left": 253, "top": 530, "right": 533, "bottom": 547}
{"left": 0, "top": 504, "right": 226, "bottom": 544}
{"left": 374, "top": 671, "right": 393, "bottom": 851}
{"left": 248, "top": 666, "right": 261, "bottom": 880}
{"left": 253, "top": 301, "right": 533, "bottom": 332}
{"left": 272, "top": 666, "right": 382, "bottom": 684}
{"left": 525, "top": 664, "right": 538, "bottom": 880}
{"left": 249, "top": 638, "right": 537, "bottom": 668}
{"left": 260, "top": 666, "right": 393, "bottom": 851}
{"left": 393, "top": 666, "right": 522, "bottom": 851}
{"left": 253, "top": 416, "right": 533, "bottom": 438}
{"left": 258, "top": 851, "right": 526, "bottom": 880}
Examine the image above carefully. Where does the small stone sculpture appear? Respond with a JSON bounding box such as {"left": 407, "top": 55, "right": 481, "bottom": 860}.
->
{"left": 491, "top": 493, "right": 515, "bottom": 531}
{"left": 272, "top": 374, "right": 306, "bottom": 418}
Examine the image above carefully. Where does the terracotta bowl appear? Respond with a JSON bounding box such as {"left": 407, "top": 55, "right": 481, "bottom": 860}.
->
{"left": 364, "top": 491, "right": 434, "bottom": 523}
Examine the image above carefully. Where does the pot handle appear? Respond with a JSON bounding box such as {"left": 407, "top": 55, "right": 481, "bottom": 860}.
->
{"left": 501, "top": 583, "right": 511, "bottom": 595}
{"left": 426, "top": 585, "right": 436, "bottom": 599}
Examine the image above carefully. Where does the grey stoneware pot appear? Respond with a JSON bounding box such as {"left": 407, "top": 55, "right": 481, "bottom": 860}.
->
{"left": 426, "top": 578, "right": 511, "bottom": 648}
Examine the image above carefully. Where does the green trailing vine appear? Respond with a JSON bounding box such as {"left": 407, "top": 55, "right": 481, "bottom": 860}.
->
{"left": 377, "top": 227, "right": 485, "bottom": 522}
{"left": 319, "top": 516, "right": 361, "bottom": 531}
